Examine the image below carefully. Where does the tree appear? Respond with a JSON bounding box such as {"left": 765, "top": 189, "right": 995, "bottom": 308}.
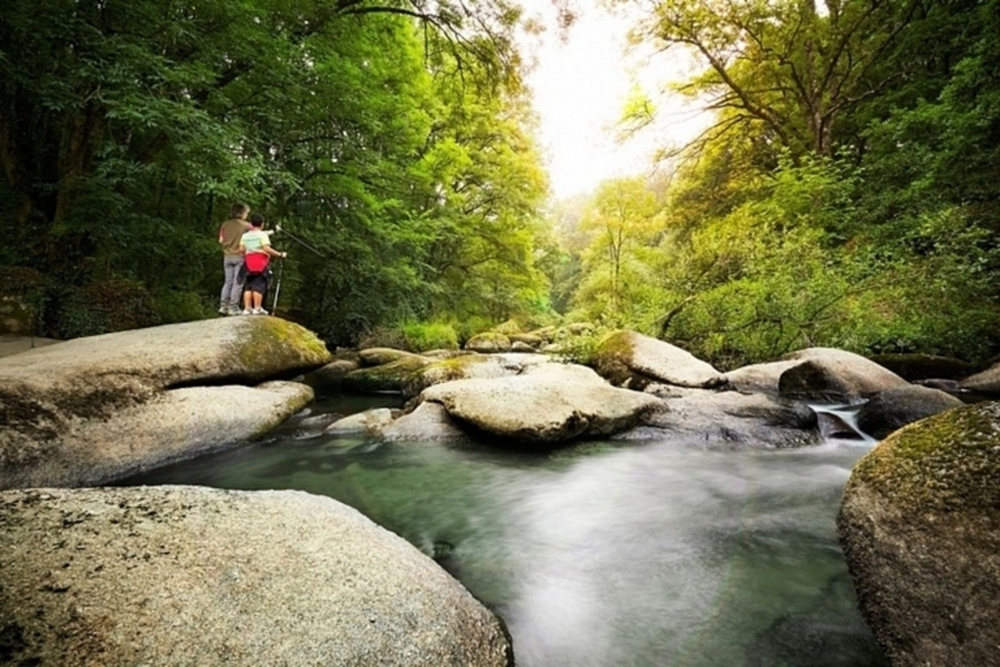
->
{"left": 573, "top": 177, "right": 662, "bottom": 320}
{"left": 629, "top": 0, "right": 922, "bottom": 160}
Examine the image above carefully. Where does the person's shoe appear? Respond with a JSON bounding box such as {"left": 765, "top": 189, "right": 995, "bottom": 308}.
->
{"left": 240, "top": 309, "right": 251, "bottom": 315}
{"left": 252, "top": 307, "right": 268, "bottom": 315}
{"left": 218, "top": 305, "right": 229, "bottom": 316}
{"left": 226, "top": 304, "right": 241, "bottom": 316}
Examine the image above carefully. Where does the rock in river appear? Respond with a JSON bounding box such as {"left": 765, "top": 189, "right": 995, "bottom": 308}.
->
{"left": 0, "top": 486, "right": 512, "bottom": 667}
{"left": 838, "top": 401, "right": 1000, "bottom": 666}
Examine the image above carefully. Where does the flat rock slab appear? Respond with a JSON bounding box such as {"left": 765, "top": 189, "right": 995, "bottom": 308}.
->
{"left": 0, "top": 382, "right": 314, "bottom": 489}
{"left": 0, "top": 486, "right": 513, "bottom": 667}
{"left": 623, "top": 386, "right": 821, "bottom": 449}
{"left": 421, "top": 363, "right": 661, "bottom": 444}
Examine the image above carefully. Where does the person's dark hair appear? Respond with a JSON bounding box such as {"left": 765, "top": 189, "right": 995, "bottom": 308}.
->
{"left": 249, "top": 213, "right": 266, "bottom": 228}
{"left": 229, "top": 203, "right": 250, "bottom": 219}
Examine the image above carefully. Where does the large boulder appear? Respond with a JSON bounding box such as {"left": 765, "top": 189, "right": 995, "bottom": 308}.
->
{"left": 777, "top": 348, "right": 908, "bottom": 402}
{"left": 591, "top": 330, "right": 724, "bottom": 390}
{"left": 0, "top": 334, "right": 61, "bottom": 359}
{"left": 837, "top": 401, "right": 1000, "bottom": 666}
{"left": 0, "top": 486, "right": 513, "bottom": 666}
{"left": 420, "top": 363, "right": 661, "bottom": 445}
{"left": 0, "top": 318, "right": 330, "bottom": 489}
{"left": 855, "top": 385, "right": 964, "bottom": 440}
{"left": 620, "top": 386, "right": 821, "bottom": 449}
{"left": 1, "top": 381, "right": 313, "bottom": 490}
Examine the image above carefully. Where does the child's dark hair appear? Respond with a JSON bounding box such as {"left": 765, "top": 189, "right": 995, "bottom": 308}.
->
{"left": 250, "top": 213, "right": 266, "bottom": 228}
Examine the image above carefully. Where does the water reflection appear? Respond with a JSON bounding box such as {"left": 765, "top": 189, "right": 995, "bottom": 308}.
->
{"left": 118, "top": 395, "right": 887, "bottom": 667}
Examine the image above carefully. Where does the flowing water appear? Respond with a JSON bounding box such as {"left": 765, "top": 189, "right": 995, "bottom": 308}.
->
{"left": 118, "top": 394, "right": 888, "bottom": 667}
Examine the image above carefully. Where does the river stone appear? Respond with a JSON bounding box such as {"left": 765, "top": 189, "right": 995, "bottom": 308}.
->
{"left": 343, "top": 355, "right": 431, "bottom": 393}
{"left": 465, "top": 333, "right": 512, "bottom": 353}
{"left": 403, "top": 353, "right": 552, "bottom": 399}
{"left": 855, "top": 385, "right": 964, "bottom": 440}
{"left": 420, "top": 363, "right": 661, "bottom": 444}
{"left": 723, "top": 359, "right": 801, "bottom": 394}
{"left": 0, "top": 318, "right": 329, "bottom": 490}
{"left": 0, "top": 486, "right": 513, "bottom": 667}
{"left": 380, "top": 401, "right": 468, "bottom": 441}
{"left": 325, "top": 407, "right": 398, "bottom": 435}
{"left": 777, "top": 348, "right": 907, "bottom": 402}
{"left": 837, "top": 401, "right": 1000, "bottom": 666}
{"left": 591, "top": 330, "right": 724, "bottom": 390}
{"left": 868, "top": 353, "right": 977, "bottom": 382}
{"left": 620, "top": 386, "right": 821, "bottom": 448}
{"left": 959, "top": 360, "right": 1000, "bottom": 394}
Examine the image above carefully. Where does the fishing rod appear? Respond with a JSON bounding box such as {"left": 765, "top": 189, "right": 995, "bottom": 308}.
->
{"left": 274, "top": 224, "right": 328, "bottom": 259}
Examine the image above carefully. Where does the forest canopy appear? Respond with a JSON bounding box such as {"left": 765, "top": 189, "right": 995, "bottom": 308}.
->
{"left": 2, "top": 0, "right": 999, "bottom": 368}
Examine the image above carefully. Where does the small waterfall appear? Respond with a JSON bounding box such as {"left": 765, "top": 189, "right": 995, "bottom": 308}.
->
{"left": 811, "top": 403, "right": 878, "bottom": 444}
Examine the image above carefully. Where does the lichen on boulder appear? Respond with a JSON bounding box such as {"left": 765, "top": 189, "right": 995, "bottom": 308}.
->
{"left": 837, "top": 401, "right": 1000, "bottom": 666}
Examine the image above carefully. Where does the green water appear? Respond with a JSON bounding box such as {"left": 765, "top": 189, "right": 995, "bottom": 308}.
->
{"left": 118, "top": 394, "right": 887, "bottom": 667}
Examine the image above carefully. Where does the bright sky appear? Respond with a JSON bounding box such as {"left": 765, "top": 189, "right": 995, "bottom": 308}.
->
{"left": 519, "top": 1, "right": 710, "bottom": 200}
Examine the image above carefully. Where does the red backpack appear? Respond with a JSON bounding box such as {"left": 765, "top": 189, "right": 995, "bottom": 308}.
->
{"left": 245, "top": 253, "right": 270, "bottom": 274}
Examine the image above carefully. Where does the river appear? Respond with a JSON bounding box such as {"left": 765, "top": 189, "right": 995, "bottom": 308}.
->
{"left": 117, "top": 393, "right": 888, "bottom": 667}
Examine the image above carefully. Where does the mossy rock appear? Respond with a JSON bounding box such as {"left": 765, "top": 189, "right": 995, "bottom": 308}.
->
{"left": 403, "top": 354, "right": 533, "bottom": 398}
{"left": 491, "top": 320, "right": 522, "bottom": 336}
{"left": 358, "top": 347, "right": 430, "bottom": 367}
{"left": 838, "top": 401, "right": 1000, "bottom": 666}
{"left": 868, "top": 353, "right": 977, "bottom": 382}
{"left": 343, "top": 356, "right": 430, "bottom": 393}
{"left": 464, "top": 332, "right": 511, "bottom": 353}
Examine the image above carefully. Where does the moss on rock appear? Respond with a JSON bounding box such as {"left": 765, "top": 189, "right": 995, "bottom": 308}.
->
{"left": 848, "top": 401, "right": 1000, "bottom": 513}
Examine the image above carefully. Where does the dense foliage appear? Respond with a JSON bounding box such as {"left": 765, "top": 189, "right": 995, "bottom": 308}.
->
{"left": 0, "top": 0, "right": 552, "bottom": 344}
{"left": 4, "top": 0, "right": 999, "bottom": 367}
{"left": 558, "top": 0, "right": 1000, "bottom": 368}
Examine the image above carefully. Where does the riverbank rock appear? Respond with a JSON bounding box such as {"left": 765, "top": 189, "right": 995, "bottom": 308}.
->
{"left": 777, "top": 348, "right": 908, "bottom": 402}
{"left": 591, "top": 330, "right": 725, "bottom": 390}
{"left": 959, "top": 360, "right": 1000, "bottom": 395}
{"left": 619, "top": 386, "right": 821, "bottom": 449}
{"left": 0, "top": 486, "right": 513, "bottom": 667}
{"left": 420, "top": 363, "right": 661, "bottom": 445}
{"left": 837, "top": 401, "right": 1000, "bottom": 666}
{"left": 0, "top": 317, "right": 330, "bottom": 490}
{"left": 868, "top": 353, "right": 977, "bottom": 382}
{"left": 855, "top": 385, "right": 964, "bottom": 440}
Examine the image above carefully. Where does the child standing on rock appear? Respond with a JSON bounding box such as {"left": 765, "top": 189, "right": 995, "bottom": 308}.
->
{"left": 238, "top": 213, "right": 287, "bottom": 315}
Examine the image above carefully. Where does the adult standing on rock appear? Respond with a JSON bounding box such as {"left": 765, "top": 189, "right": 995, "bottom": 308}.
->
{"left": 217, "top": 202, "right": 252, "bottom": 315}
{"left": 239, "top": 213, "right": 287, "bottom": 315}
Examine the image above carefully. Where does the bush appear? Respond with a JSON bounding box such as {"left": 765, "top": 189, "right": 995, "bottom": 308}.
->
{"left": 154, "top": 289, "right": 215, "bottom": 324}
{"left": 53, "top": 278, "right": 159, "bottom": 339}
{"left": 401, "top": 321, "right": 458, "bottom": 351}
